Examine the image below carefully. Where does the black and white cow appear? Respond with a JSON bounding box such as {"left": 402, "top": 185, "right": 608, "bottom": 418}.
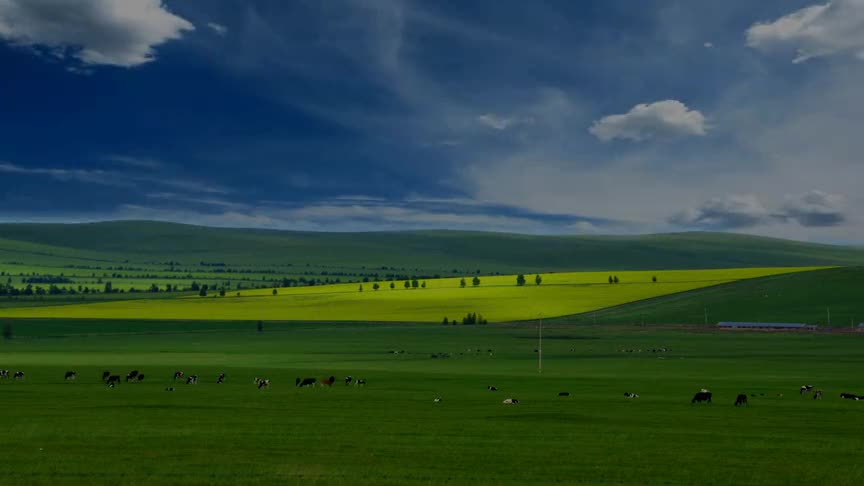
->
{"left": 106, "top": 375, "right": 121, "bottom": 387}
{"left": 487, "top": 386, "right": 498, "bottom": 391}
{"left": 502, "top": 398, "right": 519, "bottom": 405}
{"left": 64, "top": 371, "right": 77, "bottom": 381}
{"left": 217, "top": 373, "right": 225, "bottom": 384}
{"left": 136, "top": 374, "right": 145, "bottom": 382}
{"left": 126, "top": 370, "right": 139, "bottom": 382}
{"left": 102, "top": 371, "right": 111, "bottom": 382}
{"left": 296, "top": 377, "right": 316, "bottom": 387}
{"left": 624, "top": 392, "right": 640, "bottom": 398}
{"left": 173, "top": 371, "right": 184, "bottom": 381}
{"left": 692, "top": 391, "right": 712, "bottom": 404}
{"left": 344, "top": 376, "right": 353, "bottom": 385}
{"left": 0, "top": 370, "right": 9, "bottom": 379}
{"left": 186, "top": 375, "right": 198, "bottom": 385}
{"left": 800, "top": 385, "right": 814, "bottom": 396}
{"left": 355, "top": 378, "right": 366, "bottom": 386}
{"left": 734, "top": 394, "right": 748, "bottom": 406}
{"left": 258, "top": 379, "right": 270, "bottom": 390}
{"left": 813, "top": 389, "right": 823, "bottom": 400}
{"left": 840, "top": 393, "right": 862, "bottom": 400}
{"left": 13, "top": 371, "right": 24, "bottom": 380}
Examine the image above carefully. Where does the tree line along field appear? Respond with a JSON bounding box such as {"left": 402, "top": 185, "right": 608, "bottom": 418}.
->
{"left": 0, "top": 267, "right": 824, "bottom": 322}
{"left": 1, "top": 320, "right": 863, "bottom": 484}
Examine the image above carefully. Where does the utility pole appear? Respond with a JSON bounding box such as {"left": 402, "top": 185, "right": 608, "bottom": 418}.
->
{"left": 538, "top": 314, "right": 543, "bottom": 374}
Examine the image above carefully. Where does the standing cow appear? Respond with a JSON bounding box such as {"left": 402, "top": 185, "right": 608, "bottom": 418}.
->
{"left": 734, "top": 394, "right": 748, "bottom": 406}
{"left": 319, "top": 376, "right": 335, "bottom": 387}
{"left": 126, "top": 370, "right": 139, "bottom": 382}
{"left": 296, "top": 377, "right": 316, "bottom": 387}
{"left": 13, "top": 371, "right": 24, "bottom": 380}
{"left": 1, "top": 370, "right": 10, "bottom": 379}
{"left": 106, "top": 375, "right": 121, "bottom": 387}
{"left": 217, "top": 373, "right": 225, "bottom": 384}
{"left": 692, "top": 391, "right": 712, "bottom": 404}
{"left": 101, "top": 371, "right": 111, "bottom": 382}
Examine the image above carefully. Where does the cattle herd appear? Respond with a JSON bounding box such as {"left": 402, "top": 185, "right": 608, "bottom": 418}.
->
{"left": 1, "top": 370, "right": 862, "bottom": 407}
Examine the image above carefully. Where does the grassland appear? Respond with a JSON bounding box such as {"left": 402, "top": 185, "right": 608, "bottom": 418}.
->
{"left": 556, "top": 267, "right": 864, "bottom": 326}
{"left": 0, "top": 267, "right": 823, "bottom": 322}
{"left": 1, "top": 320, "right": 863, "bottom": 485}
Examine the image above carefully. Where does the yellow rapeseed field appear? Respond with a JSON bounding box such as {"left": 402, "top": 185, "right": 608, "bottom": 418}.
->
{"left": 0, "top": 267, "right": 824, "bottom": 322}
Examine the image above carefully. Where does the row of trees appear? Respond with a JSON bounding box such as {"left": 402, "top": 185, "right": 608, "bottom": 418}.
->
{"left": 516, "top": 274, "right": 542, "bottom": 286}
{"left": 359, "top": 279, "right": 429, "bottom": 292}
{"left": 442, "top": 312, "right": 488, "bottom": 325}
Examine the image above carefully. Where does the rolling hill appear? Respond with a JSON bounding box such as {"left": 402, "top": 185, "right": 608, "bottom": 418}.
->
{"left": 1, "top": 220, "right": 863, "bottom": 272}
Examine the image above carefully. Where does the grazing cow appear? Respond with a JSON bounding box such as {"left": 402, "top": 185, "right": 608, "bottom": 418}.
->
{"left": 840, "top": 393, "right": 862, "bottom": 401}
{"left": 319, "top": 376, "right": 335, "bottom": 387}
{"left": 136, "top": 374, "right": 145, "bottom": 382}
{"left": 624, "top": 392, "right": 640, "bottom": 398}
{"left": 355, "top": 378, "right": 366, "bottom": 386}
{"left": 173, "top": 371, "right": 184, "bottom": 381}
{"left": 186, "top": 375, "right": 198, "bottom": 385}
{"left": 102, "top": 371, "right": 110, "bottom": 382}
{"left": 106, "top": 375, "right": 121, "bottom": 386}
{"left": 14, "top": 371, "right": 24, "bottom": 380}
{"left": 217, "top": 373, "right": 225, "bottom": 384}
{"left": 735, "top": 394, "right": 748, "bottom": 406}
{"left": 814, "top": 390, "right": 823, "bottom": 400}
{"left": 258, "top": 379, "right": 271, "bottom": 390}
{"left": 126, "top": 370, "right": 139, "bottom": 383}
{"left": 800, "top": 385, "right": 814, "bottom": 396}
{"left": 691, "top": 391, "right": 712, "bottom": 404}
{"left": 64, "top": 371, "right": 77, "bottom": 381}
{"left": 487, "top": 386, "right": 498, "bottom": 391}
{"left": 296, "top": 377, "right": 316, "bottom": 387}
{"left": 502, "top": 398, "right": 519, "bottom": 405}
{"left": 344, "top": 376, "right": 353, "bottom": 385}
{"left": 558, "top": 392, "right": 570, "bottom": 397}
{"left": 0, "top": 370, "right": 9, "bottom": 379}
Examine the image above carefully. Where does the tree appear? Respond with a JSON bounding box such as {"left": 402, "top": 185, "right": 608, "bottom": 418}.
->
{"left": 472, "top": 276, "right": 480, "bottom": 287}
{"left": 613, "top": 276, "right": 619, "bottom": 284}
{"left": 373, "top": 283, "right": 380, "bottom": 291}
{"left": 358, "top": 284, "right": 363, "bottom": 292}
{"left": 535, "top": 274, "right": 542, "bottom": 286}
{"left": 652, "top": 276, "right": 657, "bottom": 283}
{"left": 608, "top": 276, "right": 613, "bottom": 284}
{"left": 411, "top": 279, "right": 419, "bottom": 288}
{"left": 199, "top": 288, "right": 208, "bottom": 297}
{"left": 516, "top": 274, "right": 526, "bottom": 286}
{"left": 390, "top": 282, "right": 395, "bottom": 289}
{"left": 257, "top": 320, "right": 264, "bottom": 333}
{"left": 404, "top": 281, "right": 411, "bottom": 289}
{"left": 460, "top": 278, "right": 466, "bottom": 288}
{"left": 219, "top": 288, "right": 226, "bottom": 297}
{"left": 421, "top": 281, "right": 426, "bottom": 289}
{"left": 103, "top": 281, "right": 113, "bottom": 294}
{"left": 442, "top": 316, "right": 449, "bottom": 325}
{"left": 272, "top": 288, "right": 278, "bottom": 295}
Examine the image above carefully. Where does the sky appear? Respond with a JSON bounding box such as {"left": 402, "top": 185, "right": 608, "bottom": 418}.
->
{"left": 1, "top": 0, "right": 864, "bottom": 242}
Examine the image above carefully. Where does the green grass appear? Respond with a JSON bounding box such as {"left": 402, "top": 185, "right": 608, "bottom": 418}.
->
{"left": 0, "top": 267, "right": 823, "bottom": 322}
{"left": 2, "top": 320, "right": 864, "bottom": 484}
{"left": 556, "top": 267, "right": 864, "bottom": 326}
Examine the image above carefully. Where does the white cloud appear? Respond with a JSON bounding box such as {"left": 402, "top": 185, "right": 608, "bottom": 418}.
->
{"left": 703, "top": 42, "right": 714, "bottom": 48}
{"left": 669, "top": 194, "right": 770, "bottom": 229}
{"left": 0, "top": 0, "right": 194, "bottom": 67}
{"left": 746, "top": 0, "right": 864, "bottom": 63}
{"left": 476, "top": 113, "right": 533, "bottom": 130}
{"left": 589, "top": 100, "right": 707, "bottom": 142}
{"left": 207, "top": 22, "right": 227, "bottom": 36}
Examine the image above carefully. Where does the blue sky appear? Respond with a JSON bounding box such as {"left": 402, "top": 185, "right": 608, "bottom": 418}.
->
{"left": 1, "top": 0, "right": 863, "bottom": 241}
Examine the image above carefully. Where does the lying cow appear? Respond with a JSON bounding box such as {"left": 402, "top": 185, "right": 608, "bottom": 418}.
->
{"left": 502, "top": 398, "right": 519, "bottom": 405}
{"left": 558, "top": 392, "right": 570, "bottom": 397}
{"left": 735, "top": 394, "right": 748, "bottom": 406}
{"left": 136, "top": 374, "right": 145, "bottom": 382}
{"left": 487, "top": 386, "right": 498, "bottom": 391}
{"left": 692, "top": 391, "right": 712, "bottom": 404}
{"left": 355, "top": 378, "right": 366, "bottom": 386}
{"left": 840, "top": 393, "right": 862, "bottom": 401}
{"left": 64, "top": 371, "right": 77, "bottom": 381}
{"left": 624, "top": 392, "right": 640, "bottom": 398}
{"left": 258, "top": 379, "right": 270, "bottom": 390}
{"left": 296, "top": 377, "right": 316, "bottom": 387}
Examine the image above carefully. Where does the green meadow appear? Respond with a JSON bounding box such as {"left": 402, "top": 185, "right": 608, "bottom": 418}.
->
{"left": 0, "top": 267, "right": 823, "bottom": 322}
{"left": 1, "top": 320, "right": 863, "bottom": 485}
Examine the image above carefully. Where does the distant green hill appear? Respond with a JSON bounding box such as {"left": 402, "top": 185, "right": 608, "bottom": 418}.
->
{"left": 553, "top": 267, "right": 864, "bottom": 326}
{"left": 1, "top": 221, "right": 863, "bottom": 272}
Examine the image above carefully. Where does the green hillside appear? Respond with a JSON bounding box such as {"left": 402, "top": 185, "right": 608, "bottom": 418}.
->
{"left": 554, "top": 267, "right": 864, "bottom": 326}
{"left": 1, "top": 220, "right": 863, "bottom": 272}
